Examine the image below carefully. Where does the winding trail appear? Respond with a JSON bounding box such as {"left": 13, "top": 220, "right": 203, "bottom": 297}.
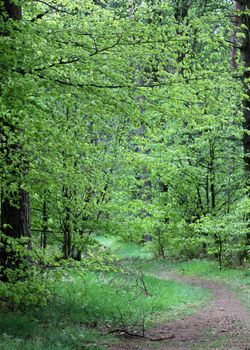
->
{"left": 109, "top": 271, "right": 250, "bottom": 350}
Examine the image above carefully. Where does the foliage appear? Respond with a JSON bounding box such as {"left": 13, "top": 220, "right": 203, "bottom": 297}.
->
{"left": 192, "top": 209, "right": 248, "bottom": 268}
{"left": 95, "top": 235, "right": 154, "bottom": 260}
{"left": 0, "top": 237, "right": 116, "bottom": 307}
{"left": 0, "top": 0, "right": 249, "bottom": 313}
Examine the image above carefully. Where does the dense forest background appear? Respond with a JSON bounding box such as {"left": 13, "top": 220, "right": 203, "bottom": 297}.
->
{"left": 1, "top": 0, "right": 250, "bottom": 305}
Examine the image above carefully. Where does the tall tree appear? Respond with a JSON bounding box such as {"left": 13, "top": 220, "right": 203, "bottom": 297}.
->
{"left": 0, "top": 0, "right": 31, "bottom": 281}
{"left": 236, "top": 0, "right": 250, "bottom": 252}
{"left": 236, "top": 1, "right": 250, "bottom": 175}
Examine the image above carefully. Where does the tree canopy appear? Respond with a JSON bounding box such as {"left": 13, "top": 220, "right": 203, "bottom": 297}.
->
{"left": 0, "top": 0, "right": 249, "bottom": 299}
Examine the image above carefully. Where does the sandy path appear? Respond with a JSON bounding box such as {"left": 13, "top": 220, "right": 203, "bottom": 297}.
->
{"left": 109, "top": 271, "right": 250, "bottom": 350}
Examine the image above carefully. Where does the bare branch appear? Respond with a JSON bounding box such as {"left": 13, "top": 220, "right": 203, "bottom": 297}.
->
{"left": 33, "top": 0, "right": 77, "bottom": 15}
{"left": 108, "top": 328, "right": 175, "bottom": 341}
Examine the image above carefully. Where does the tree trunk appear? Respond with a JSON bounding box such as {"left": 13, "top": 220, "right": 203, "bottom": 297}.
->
{"left": 41, "top": 195, "right": 48, "bottom": 249}
{"left": 0, "top": 1, "right": 31, "bottom": 281}
{"left": 237, "top": 1, "right": 250, "bottom": 253}
{"left": 3, "top": 0, "right": 22, "bottom": 19}
{"left": 236, "top": 1, "right": 250, "bottom": 173}
{"left": 62, "top": 186, "right": 72, "bottom": 259}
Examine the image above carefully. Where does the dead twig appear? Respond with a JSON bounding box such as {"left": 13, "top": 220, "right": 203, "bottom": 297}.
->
{"left": 108, "top": 328, "right": 175, "bottom": 341}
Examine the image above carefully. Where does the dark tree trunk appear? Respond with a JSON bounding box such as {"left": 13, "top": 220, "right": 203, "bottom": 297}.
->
{"left": 41, "top": 196, "right": 48, "bottom": 249}
{"left": 237, "top": 0, "right": 250, "bottom": 253}
{"left": 1, "top": 190, "right": 30, "bottom": 239}
{"left": 174, "top": 0, "right": 190, "bottom": 22}
{"left": 0, "top": 190, "right": 31, "bottom": 281}
{"left": 209, "top": 139, "right": 216, "bottom": 212}
{"left": 0, "top": 1, "right": 31, "bottom": 281}
{"left": 62, "top": 186, "right": 72, "bottom": 259}
{"left": 236, "top": 1, "right": 250, "bottom": 173}
{"left": 230, "top": 1, "right": 240, "bottom": 69}
{"left": 3, "top": 0, "right": 22, "bottom": 19}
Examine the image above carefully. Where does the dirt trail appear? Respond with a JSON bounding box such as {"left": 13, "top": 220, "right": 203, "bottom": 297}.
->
{"left": 109, "top": 271, "right": 250, "bottom": 350}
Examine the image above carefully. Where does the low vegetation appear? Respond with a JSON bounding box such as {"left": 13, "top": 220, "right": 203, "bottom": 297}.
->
{"left": 1, "top": 238, "right": 250, "bottom": 350}
{"left": 134, "top": 258, "right": 250, "bottom": 311}
{"left": 0, "top": 239, "right": 212, "bottom": 350}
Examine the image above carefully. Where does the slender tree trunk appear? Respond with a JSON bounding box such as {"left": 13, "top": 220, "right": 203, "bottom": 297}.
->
{"left": 230, "top": 1, "right": 240, "bottom": 69}
{"left": 156, "top": 228, "right": 166, "bottom": 260}
{"left": 62, "top": 186, "right": 72, "bottom": 259}
{"left": 218, "top": 238, "right": 223, "bottom": 270}
{"left": 41, "top": 195, "right": 48, "bottom": 249}
{"left": 208, "top": 139, "right": 216, "bottom": 213}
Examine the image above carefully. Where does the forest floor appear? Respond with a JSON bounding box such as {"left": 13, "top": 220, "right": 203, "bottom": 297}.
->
{"left": 108, "top": 270, "right": 250, "bottom": 350}
{"left": 1, "top": 238, "right": 250, "bottom": 350}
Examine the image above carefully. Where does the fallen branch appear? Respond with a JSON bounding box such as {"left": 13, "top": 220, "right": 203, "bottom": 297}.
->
{"left": 108, "top": 328, "right": 175, "bottom": 341}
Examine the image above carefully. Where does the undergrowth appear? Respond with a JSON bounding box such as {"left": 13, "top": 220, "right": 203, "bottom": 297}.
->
{"left": 5, "top": 238, "right": 242, "bottom": 350}
{"left": 94, "top": 235, "right": 153, "bottom": 260}
{"left": 0, "top": 266, "right": 210, "bottom": 350}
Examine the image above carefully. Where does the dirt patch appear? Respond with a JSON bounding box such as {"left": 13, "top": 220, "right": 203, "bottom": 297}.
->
{"left": 108, "top": 271, "right": 250, "bottom": 350}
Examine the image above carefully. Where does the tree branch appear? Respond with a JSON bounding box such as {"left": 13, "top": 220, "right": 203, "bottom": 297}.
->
{"left": 30, "top": 10, "right": 50, "bottom": 22}
{"left": 33, "top": 0, "right": 77, "bottom": 15}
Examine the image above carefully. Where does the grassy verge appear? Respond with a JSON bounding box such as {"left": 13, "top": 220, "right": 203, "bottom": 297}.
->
{"left": 0, "top": 266, "right": 210, "bottom": 350}
{"left": 94, "top": 235, "right": 153, "bottom": 260}
{"left": 54, "top": 271, "right": 211, "bottom": 326}
{"left": 2, "top": 238, "right": 226, "bottom": 350}
{"left": 132, "top": 259, "right": 250, "bottom": 311}
{"left": 0, "top": 308, "right": 104, "bottom": 350}
{"left": 172, "top": 259, "right": 250, "bottom": 311}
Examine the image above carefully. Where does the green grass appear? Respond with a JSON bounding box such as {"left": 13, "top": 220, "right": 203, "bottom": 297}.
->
{"left": 172, "top": 259, "right": 250, "bottom": 311}
{"left": 3, "top": 238, "right": 234, "bottom": 350}
{"left": 0, "top": 267, "right": 211, "bottom": 350}
{"left": 0, "top": 315, "right": 105, "bottom": 350}
{"left": 54, "top": 271, "right": 211, "bottom": 326}
{"left": 132, "top": 259, "right": 250, "bottom": 312}
{"left": 95, "top": 235, "right": 153, "bottom": 260}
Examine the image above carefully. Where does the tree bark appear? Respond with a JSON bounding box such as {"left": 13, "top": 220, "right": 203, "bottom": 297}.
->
{"left": 3, "top": 0, "right": 22, "bottom": 19}
{"left": 236, "top": 0, "right": 250, "bottom": 254}
{"left": 236, "top": 1, "right": 250, "bottom": 174}
{"left": 41, "top": 195, "right": 48, "bottom": 249}
{"left": 62, "top": 186, "right": 72, "bottom": 259}
{"left": 0, "top": 1, "right": 31, "bottom": 281}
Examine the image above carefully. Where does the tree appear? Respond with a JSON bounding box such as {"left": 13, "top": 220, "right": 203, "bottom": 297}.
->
{"left": 0, "top": 0, "right": 31, "bottom": 281}
{"left": 0, "top": 0, "right": 179, "bottom": 279}
{"left": 0, "top": 0, "right": 248, "bottom": 290}
{"left": 236, "top": 1, "right": 250, "bottom": 176}
{"left": 236, "top": 0, "right": 250, "bottom": 254}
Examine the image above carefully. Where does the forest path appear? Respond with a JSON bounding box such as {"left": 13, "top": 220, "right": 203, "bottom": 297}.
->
{"left": 108, "top": 270, "right": 250, "bottom": 350}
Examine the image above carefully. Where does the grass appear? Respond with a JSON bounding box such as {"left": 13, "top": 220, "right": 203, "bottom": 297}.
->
{"left": 0, "top": 265, "right": 211, "bottom": 350}
{"left": 6, "top": 237, "right": 246, "bottom": 350}
{"left": 54, "top": 271, "right": 211, "bottom": 326}
{"left": 0, "top": 313, "right": 105, "bottom": 350}
{"left": 132, "top": 258, "right": 250, "bottom": 312}
{"left": 94, "top": 235, "right": 153, "bottom": 260}
{"left": 172, "top": 259, "right": 250, "bottom": 311}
